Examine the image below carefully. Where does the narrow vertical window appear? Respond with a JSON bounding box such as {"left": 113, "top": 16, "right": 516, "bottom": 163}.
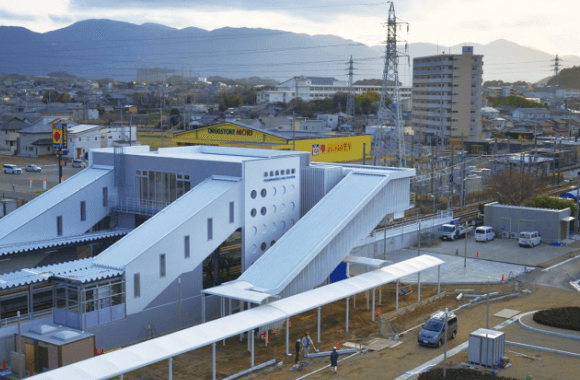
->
{"left": 134, "top": 273, "right": 140, "bottom": 298}
{"left": 229, "top": 202, "right": 234, "bottom": 224}
{"left": 207, "top": 218, "right": 213, "bottom": 241}
{"left": 80, "top": 201, "right": 86, "bottom": 221}
{"left": 160, "top": 254, "right": 166, "bottom": 278}
{"left": 103, "top": 187, "right": 108, "bottom": 207}
{"left": 57, "top": 216, "right": 63, "bottom": 237}
{"left": 184, "top": 235, "right": 190, "bottom": 258}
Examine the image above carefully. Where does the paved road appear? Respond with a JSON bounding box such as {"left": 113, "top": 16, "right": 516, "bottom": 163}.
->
{"left": 0, "top": 164, "right": 84, "bottom": 193}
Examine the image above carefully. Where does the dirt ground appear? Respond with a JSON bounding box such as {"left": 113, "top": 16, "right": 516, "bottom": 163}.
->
{"left": 122, "top": 282, "right": 580, "bottom": 380}
{"left": 418, "top": 368, "right": 518, "bottom": 380}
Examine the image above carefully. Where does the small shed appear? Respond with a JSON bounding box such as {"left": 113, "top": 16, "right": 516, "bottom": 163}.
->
{"left": 14, "top": 324, "right": 95, "bottom": 374}
{"left": 484, "top": 202, "right": 573, "bottom": 243}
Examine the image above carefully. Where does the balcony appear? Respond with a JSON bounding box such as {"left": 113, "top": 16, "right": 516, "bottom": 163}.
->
{"left": 413, "top": 111, "right": 452, "bottom": 118}
{"left": 412, "top": 119, "right": 451, "bottom": 127}
{"left": 414, "top": 68, "right": 454, "bottom": 76}
{"left": 413, "top": 77, "right": 454, "bottom": 84}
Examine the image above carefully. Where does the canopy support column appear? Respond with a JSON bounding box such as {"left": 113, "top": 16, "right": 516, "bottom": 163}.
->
{"left": 286, "top": 318, "right": 290, "bottom": 356}
{"left": 372, "top": 287, "right": 376, "bottom": 321}
{"left": 366, "top": 290, "right": 369, "bottom": 310}
{"left": 222, "top": 297, "right": 225, "bottom": 346}
{"left": 418, "top": 272, "right": 421, "bottom": 302}
{"left": 317, "top": 307, "right": 321, "bottom": 343}
{"left": 240, "top": 302, "right": 244, "bottom": 341}
{"left": 396, "top": 281, "right": 399, "bottom": 310}
{"left": 212, "top": 343, "right": 216, "bottom": 380}
{"left": 438, "top": 266, "right": 441, "bottom": 295}
{"left": 201, "top": 294, "right": 206, "bottom": 323}
{"left": 379, "top": 286, "right": 382, "bottom": 305}
{"left": 353, "top": 293, "right": 356, "bottom": 307}
{"left": 251, "top": 327, "right": 255, "bottom": 367}
{"left": 168, "top": 357, "right": 173, "bottom": 380}
{"left": 346, "top": 297, "right": 350, "bottom": 332}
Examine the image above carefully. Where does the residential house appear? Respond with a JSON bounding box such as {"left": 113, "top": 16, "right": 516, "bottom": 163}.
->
{"left": 512, "top": 108, "right": 552, "bottom": 120}
{"left": 0, "top": 117, "right": 31, "bottom": 152}
{"left": 18, "top": 117, "right": 74, "bottom": 157}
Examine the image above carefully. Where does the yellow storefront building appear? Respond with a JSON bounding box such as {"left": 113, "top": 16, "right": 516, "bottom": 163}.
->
{"left": 173, "top": 121, "right": 372, "bottom": 163}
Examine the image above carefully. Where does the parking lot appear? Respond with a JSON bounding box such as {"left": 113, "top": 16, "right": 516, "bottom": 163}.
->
{"left": 0, "top": 156, "right": 84, "bottom": 193}
{"left": 419, "top": 233, "right": 576, "bottom": 268}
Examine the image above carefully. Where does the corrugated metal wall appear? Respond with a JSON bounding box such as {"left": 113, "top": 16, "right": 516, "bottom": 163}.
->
{"left": 300, "top": 166, "right": 345, "bottom": 217}
{"left": 280, "top": 176, "right": 410, "bottom": 299}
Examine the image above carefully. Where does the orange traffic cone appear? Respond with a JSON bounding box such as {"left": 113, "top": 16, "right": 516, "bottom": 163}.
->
{"left": 101, "top": 348, "right": 105, "bottom": 355}
{"left": 501, "top": 274, "right": 504, "bottom": 281}
{"left": 375, "top": 310, "right": 380, "bottom": 317}
{"left": 2, "top": 359, "right": 6, "bottom": 370}
{"left": 477, "top": 252, "right": 479, "bottom": 258}
{"left": 336, "top": 341, "right": 339, "bottom": 350}
{"left": 288, "top": 321, "right": 292, "bottom": 330}
{"left": 95, "top": 347, "right": 98, "bottom": 356}
{"left": 272, "top": 329, "right": 277, "bottom": 336}
{"left": 30, "top": 369, "right": 33, "bottom": 377}
{"left": 409, "top": 286, "right": 412, "bottom": 293}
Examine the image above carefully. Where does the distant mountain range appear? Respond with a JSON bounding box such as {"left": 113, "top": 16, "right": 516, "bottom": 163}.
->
{"left": 0, "top": 19, "right": 578, "bottom": 84}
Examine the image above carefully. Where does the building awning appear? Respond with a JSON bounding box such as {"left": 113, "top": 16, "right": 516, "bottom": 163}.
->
{"left": 0, "top": 229, "right": 131, "bottom": 257}
{"left": 561, "top": 216, "right": 575, "bottom": 222}
{"left": 343, "top": 255, "right": 391, "bottom": 269}
{"left": 201, "top": 281, "right": 272, "bottom": 304}
{"left": 31, "top": 138, "right": 54, "bottom": 146}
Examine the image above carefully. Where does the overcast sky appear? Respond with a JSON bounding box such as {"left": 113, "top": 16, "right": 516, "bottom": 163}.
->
{"left": 1, "top": 0, "right": 578, "bottom": 56}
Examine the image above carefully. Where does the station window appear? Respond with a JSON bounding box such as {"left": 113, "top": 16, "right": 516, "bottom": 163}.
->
{"left": 275, "top": 170, "right": 279, "bottom": 176}
{"left": 57, "top": 216, "right": 63, "bottom": 237}
{"left": 207, "top": 218, "right": 213, "bottom": 240}
{"left": 80, "top": 201, "right": 86, "bottom": 221}
{"left": 264, "top": 172, "right": 268, "bottom": 177}
{"left": 291, "top": 168, "right": 296, "bottom": 174}
{"left": 160, "top": 254, "right": 166, "bottom": 278}
{"left": 103, "top": 187, "right": 108, "bottom": 207}
{"left": 229, "top": 202, "right": 234, "bottom": 223}
{"left": 184, "top": 236, "right": 190, "bottom": 258}
{"left": 134, "top": 273, "right": 141, "bottom": 298}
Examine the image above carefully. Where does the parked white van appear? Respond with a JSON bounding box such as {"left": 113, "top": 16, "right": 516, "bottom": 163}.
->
{"left": 2, "top": 164, "right": 22, "bottom": 174}
{"left": 475, "top": 226, "right": 495, "bottom": 242}
{"left": 518, "top": 231, "right": 541, "bottom": 248}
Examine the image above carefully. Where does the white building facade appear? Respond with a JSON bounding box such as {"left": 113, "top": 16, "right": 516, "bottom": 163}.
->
{"left": 257, "top": 76, "right": 411, "bottom": 104}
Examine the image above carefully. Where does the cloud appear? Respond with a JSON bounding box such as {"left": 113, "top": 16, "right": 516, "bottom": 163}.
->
{"left": 0, "top": 10, "right": 37, "bottom": 21}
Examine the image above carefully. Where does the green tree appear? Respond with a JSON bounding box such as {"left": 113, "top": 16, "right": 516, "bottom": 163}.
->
{"left": 525, "top": 195, "right": 577, "bottom": 216}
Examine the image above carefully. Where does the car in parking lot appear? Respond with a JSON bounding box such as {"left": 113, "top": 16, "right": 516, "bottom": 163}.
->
{"left": 71, "top": 159, "right": 86, "bottom": 168}
{"left": 519, "top": 231, "right": 541, "bottom": 247}
{"left": 24, "top": 164, "right": 42, "bottom": 172}
{"left": 475, "top": 226, "right": 495, "bottom": 242}
{"left": 2, "top": 164, "right": 22, "bottom": 174}
{"left": 418, "top": 310, "right": 458, "bottom": 347}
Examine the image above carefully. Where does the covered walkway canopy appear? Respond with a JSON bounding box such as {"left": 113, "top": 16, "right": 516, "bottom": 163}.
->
{"left": 33, "top": 255, "right": 443, "bottom": 380}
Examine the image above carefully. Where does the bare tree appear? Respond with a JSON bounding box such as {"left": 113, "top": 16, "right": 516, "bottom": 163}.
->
{"left": 485, "top": 170, "right": 538, "bottom": 205}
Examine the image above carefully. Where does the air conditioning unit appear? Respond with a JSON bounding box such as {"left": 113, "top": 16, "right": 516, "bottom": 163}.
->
{"left": 501, "top": 232, "right": 509, "bottom": 239}
{"left": 510, "top": 232, "right": 518, "bottom": 239}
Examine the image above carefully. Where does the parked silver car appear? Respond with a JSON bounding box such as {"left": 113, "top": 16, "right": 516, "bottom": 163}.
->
{"left": 24, "top": 164, "right": 42, "bottom": 172}
{"left": 2, "top": 164, "right": 22, "bottom": 174}
{"left": 72, "top": 159, "right": 86, "bottom": 168}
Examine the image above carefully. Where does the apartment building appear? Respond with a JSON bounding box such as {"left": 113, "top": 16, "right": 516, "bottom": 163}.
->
{"left": 411, "top": 46, "right": 483, "bottom": 144}
{"left": 257, "top": 76, "right": 411, "bottom": 105}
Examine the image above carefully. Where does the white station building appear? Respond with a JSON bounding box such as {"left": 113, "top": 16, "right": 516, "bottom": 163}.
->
{"left": 0, "top": 145, "right": 416, "bottom": 368}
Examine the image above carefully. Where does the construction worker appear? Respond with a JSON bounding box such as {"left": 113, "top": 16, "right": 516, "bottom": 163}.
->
{"left": 330, "top": 347, "right": 339, "bottom": 372}
{"left": 301, "top": 333, "right": 315, "bottom": 358}
{"left": 295, "top": 339, "right": 301, "bottom": 364}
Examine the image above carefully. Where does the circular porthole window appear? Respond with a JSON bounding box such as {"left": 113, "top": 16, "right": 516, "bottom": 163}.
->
{"left": 251, "top": 208, "right": 257, "bottom": 217}
{"left": 261, "top": 242, "right": 267, "bottom": 251}
{"left": 250, "top": 244, "right": 257, "bottom": 253}
{"left": 282, "top": 186, "right": 286, "bottom": 195}
{"left": 261, "top": 207, "right": 267, "bottom": 216}
{"left": 251, "top": 190, "right": 257, "bottom": 199}
{"left": 291, "top": 202, "right": 295, "bottom": 210}
{"left": 252, "top": 226, "right": 257, "bottom": 236}
{"left": 261, "top": 189, "right": 267, "bottom": 198}
{"left": 281, "top": 220, "right": 286, "bottom": 229}
{"left": 270, "top": 240, "right": 276, "bottom": 247}
{"left": 272, "top": 187, "right": 277, "bottom": 196}
{"left": 291, "top": 219, "right": 295, "bottom": 226}
{"left": 272, "top": 205, "right": 277, "bottom": 214}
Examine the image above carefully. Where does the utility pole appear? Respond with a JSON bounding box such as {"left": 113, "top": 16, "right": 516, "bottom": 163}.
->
{"left": 450, "top": 146, "right": 454, "bottom": 209}
{"left": 464, "top": 221, "right": 468, "bottom": 268}
{"left": 552, "top": 54, "right": 561, "bottom": 94}
{"left": 375, "top": 1, "right": 409, "bottom": 167}
{"left": 346, "top": 55, "right": 355, "bottom": 117}
{"left": 558, "top": 140, "right": 562, "bottom": 185}
{"left": 461, "top": 134, "right": 466, "bottom": 207}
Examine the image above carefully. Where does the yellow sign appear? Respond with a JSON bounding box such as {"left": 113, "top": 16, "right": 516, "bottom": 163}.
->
{"left": 52, "top": 123, "right": 63, "bottom": 145}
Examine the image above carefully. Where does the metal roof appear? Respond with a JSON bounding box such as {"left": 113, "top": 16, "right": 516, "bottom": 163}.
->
{"left": 94, "top": 176, "right": 240, "bottom": 270}
{"left": 30, "top": 255, "right": 443, "bottom": 380}
{"left": 238, "top": 172, "right": 389, "bottom": 294}
{"left": 0, "top": 168, "right": 114, "bottom": 245}
{"left": 202, "top": 281, "right": 272, "bottom": 304}
{"left": 343, "top": 255, "right": 391, "bottom": 269}
{"left": 0, "top": 229, "right": 131, "bottom": 257}
{"left": 0, "top": 258, "right": 123, "bottom": 290}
